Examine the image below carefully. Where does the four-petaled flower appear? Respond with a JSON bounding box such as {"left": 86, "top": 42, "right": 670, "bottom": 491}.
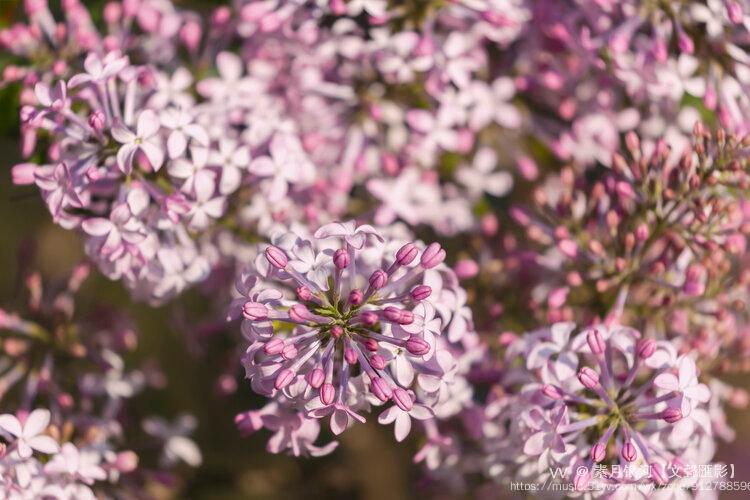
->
{"left": 0, "top": 409, "right": 59, "bottom": 458}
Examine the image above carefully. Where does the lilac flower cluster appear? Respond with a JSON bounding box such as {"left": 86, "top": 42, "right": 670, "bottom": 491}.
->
{"left": 475, "top": 126, "right": 750, "bottom": 374}
{"left": 231, "top": 221, "right": 482, "bottom": 452}
{"left": 492, "top": 322, "right": 714, "bottom": 492}
{"left": 515, "top": 0, "right": 750, "bottom": 168}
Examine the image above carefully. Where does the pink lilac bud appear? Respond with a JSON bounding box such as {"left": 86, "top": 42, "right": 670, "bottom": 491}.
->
{"left": 370, "top": 377, "right": 392, "bottom": 402}
{"left": 11, "top": 163, "right": 36, "bottom": 185}
{"left": 360, "top": 311, "right": 378, "bottom": 326}
{"left": 405, "top": 336, "right": 430, "bottom": 355}
{"left": 274, "top": 368, "right": 295, "bottom": 390}
{"left": 558, "top": 239, "right": 578, "bottom": 258}
{"left": 578, "top": 367, "right": 600, "bottom": 389}
{"left": 481, "top": 213, "right": 498, "bottom": 236}
{"left": 636, "top": 223, "right": 649, "bottom": 242}
{"left": 349, "top": 289, "right": 363, "bottom": 305}
{"left": 243, "top": 302, "right": 268, "bottom": 320}
{"left": 57, "top": 393, "right": 74, "bottom": 409}
{"left": 296, "top": 286, "right": 312, "bottom": 301}
{"left": 548, "top": 287, "right": 569, "bottom": 309}
{"left": 114, "top": 451, "right": 138, "bottom": 473}
{"left": 541, "top": 384, "right": 564, "bottom": 400}
{"left": 329, "top": 0, "right": 346, "bottom": 15}
{"left": 650, "top": 463, "right": 668, "bottom": 485}
{"left": 218, "top": 375, "right": 237, "bottom": 395}
{"left": 307, "top": 368, "right": 325, "bottom": 389}
{"left": 369, "top": 14, "right": 388, "bottom": 25}
{"left": 362, "top": 338, "right": 378, "bottom": 351}
{"left": 410, "top": 285, "right": 432, "bottom": 301}
{"left": 678, "top": 32, "right": 694, "bottom": 54}
{"left": 368, "top": 104, "right": 383, "bottom": 121}
{"left": 454, "top": 259, "right": 479, "bottom": 279}
{"left": 727, "top": 1, "right": 743, "bottom": 24}
{"left": 331, "top": 325, "right": 344, "bottom": 339}
{"left": 662, "top": 407, "right": 683, "bottom": 423}
{"left": 683, "top": 264, "right": 706, "bottom": 296}
{"left": 265, "top": 246, "right": 288, "bottom": 269}
{"left": 264, "top": 338, "right": 285, "bottom": 355}
{"left": 281, "top": 344, "right": 298, "bottom": 360}
{"left": 369, "top": 269, "right": 387, "bottom": 290}
{"left": 88, "top": 110, "right": 105, "bottom": 132}
{"left": 396, "top": 243, "right": 419, "bottom": 266}
{"left": 398, "top": 310, "right": 414, "bottom": 325}
{"left": 517, "top": 156, "right": 539, "bottom": 181}
{"left": 381, "top": 153, "right": 399, "bottom": 174}
{"left": 344, "top": 348, "right": 358, "bottom": 365}
{"left": 289, "top": 304, "right": 312, "bottom": 322}
{"left": 370, "top": 354, "right": 386, "bottom": 370}
{"left": 591, "top": 443, "right": 606, "bottom": 463}
{"left": 179, "top": 21, "right": 202, "bottom": 52}
{"left": 587, "top": 329, "right": 605, "bottom": 355}
{"left": 622, "top": 441, "right": 637, "bottom": 462}
{"left": 637, "top": 338, "right": 657, "bottom": 359}
{"left": 103, "top": 2, "right": 121, "bottom": 23}
{"left": 392, "top": 388, "right": 413, "bottom": 411}
{"left": 320, "top": 383, "right": 335, "bottom": 405}
{"left": 211, "top": 6, "right": 231, "bottom": 26}
{"left": 333, "top": 248, "right": 350, "bottom": 269}
{"left": 122, "top": 0, "right": 138, "bottom": 17}
{"left": 2, "top": 66, "right": 23, "bottom": 83}
{"left": 420, "top": 243, "right": 446, "bottom": 268}
{"left": 730, "top": 389, "right": 749, "bottom": 408}
{"left": 384, "top": 306, "right": 404, "bottom": 322}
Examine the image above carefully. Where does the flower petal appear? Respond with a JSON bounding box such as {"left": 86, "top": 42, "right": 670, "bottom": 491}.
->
{"left": 22, "top": 409, "right": 51, "bottom": 438}
{"left": 27, "top": 435, "right": 60, "bottom": 455}
{"left": 654, "top": 373, "right": 680, "bottom": 392}
{"left": 394, "top": 412, "right": 412, "bottom": 442}
{"left": 0, "top": 414, "right": 22, "bottom": 438}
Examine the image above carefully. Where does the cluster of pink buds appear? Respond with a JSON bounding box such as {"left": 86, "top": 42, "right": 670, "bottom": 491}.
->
{"left": 231, "top": 221, "right": 475, "bottom": 445}
{"left": 477, "top": 126, "right": 750, "bottom": 359}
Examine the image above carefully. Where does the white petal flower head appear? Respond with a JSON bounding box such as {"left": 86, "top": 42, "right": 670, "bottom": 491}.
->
{"left": 0, "top": 409, "right": 59, "bottom": 458}
{"left": 112, "top": 109, "right": 165, "bottom": 174}
{"left": 654, "top": 356, "right": 711, "bottom": 416}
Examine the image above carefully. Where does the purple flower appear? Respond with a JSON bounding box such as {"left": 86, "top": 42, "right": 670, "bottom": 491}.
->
{"left": 492, "top": 322, "right": 715, "bottom": 490}
{"left": 236, "top": 221, "right": 471, "bottom": 440}
{"left": 112, "top": 110, "right": 164, "bottom": 174}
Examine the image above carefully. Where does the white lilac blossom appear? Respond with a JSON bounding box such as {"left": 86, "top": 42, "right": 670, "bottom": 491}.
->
{"left": 490, "top": 322, "right": 715, "bottom": 492}
{"left": 231, "top": 221, "right": 476, "bottom": 447}
{"left": 0, "top": 416, "right": 110, "bottom": 499}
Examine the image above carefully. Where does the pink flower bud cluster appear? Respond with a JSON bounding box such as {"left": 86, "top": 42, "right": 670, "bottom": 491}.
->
{"left": 485, "top": 128, "right": 750, "bottom": 358}
{"left": 230, "top": 221, "right": 478, "bottom": 449}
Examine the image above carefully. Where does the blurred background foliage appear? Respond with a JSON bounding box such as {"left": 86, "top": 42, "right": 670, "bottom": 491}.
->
{"left": 1, "top": 0, "right": 749, "bottom": 498}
